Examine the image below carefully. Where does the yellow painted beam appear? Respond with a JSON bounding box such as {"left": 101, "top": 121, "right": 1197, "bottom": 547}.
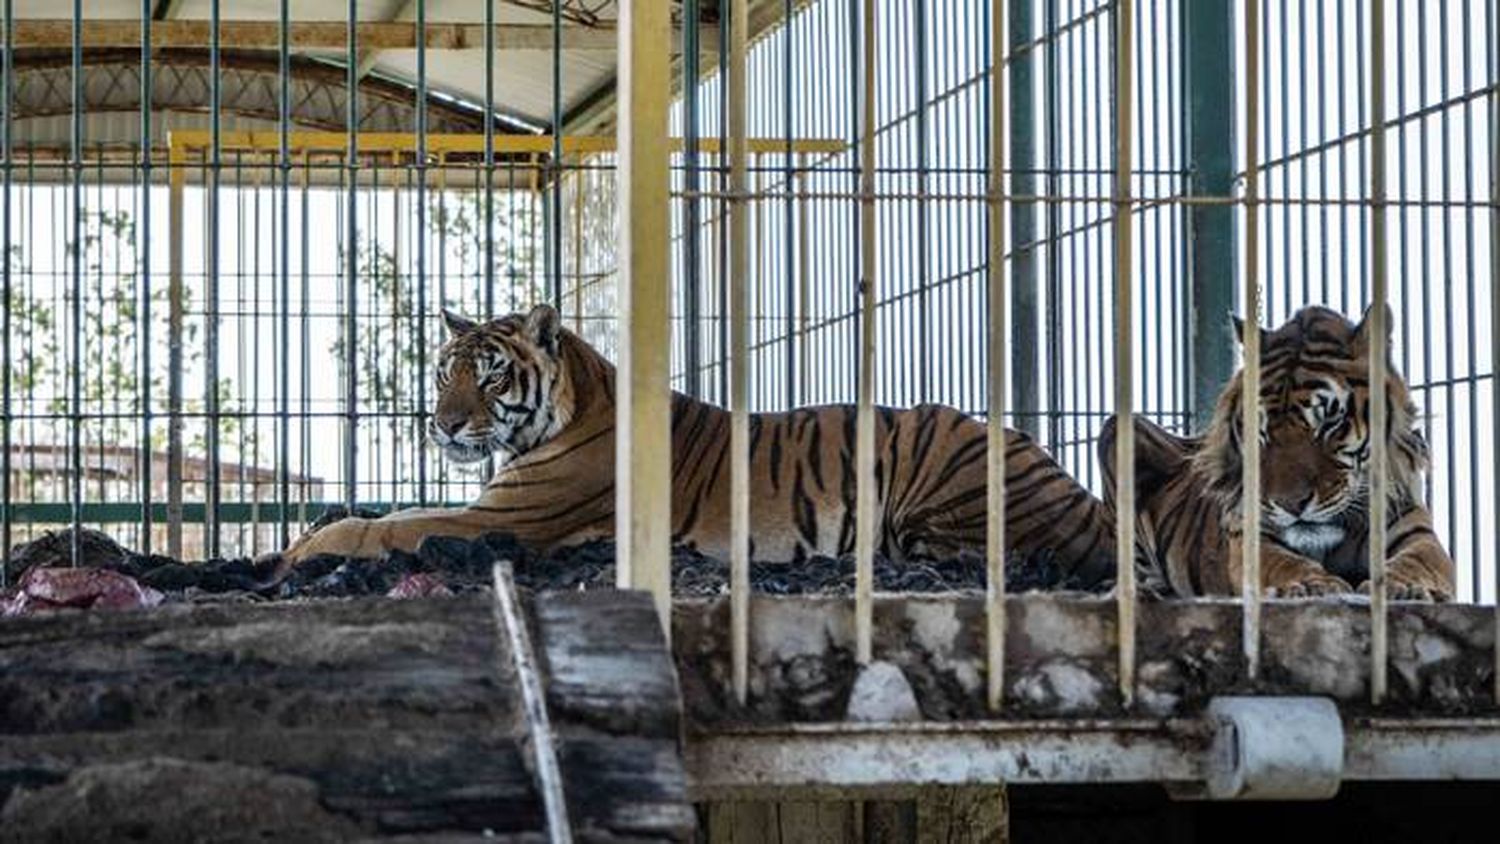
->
{"left": 614, "top": 0, "right": 674, "bottom": 633}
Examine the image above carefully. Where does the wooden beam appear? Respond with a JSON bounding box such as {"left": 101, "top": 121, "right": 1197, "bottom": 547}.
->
{"left": 355, "top": 0, "right": 417, "bottom": 82}
{"left": 614, "top": 0, "right": 674, "bottom": 632}
{"left": 1, "top": 19, "right": 718, "bottom": 52}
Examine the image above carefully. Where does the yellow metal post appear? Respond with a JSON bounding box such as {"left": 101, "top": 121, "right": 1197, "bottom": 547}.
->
{"left": 1112, "top": 0, "right": 1137, "bottom": 709}
{"left": 986, "top": 0, "right": 1009, "bottom": 713}
{"left": 1241, "top": 0, "right": 1263, "bottom": 681}
{"left": 615, "top": 0, "right": 674, "bottom": 632}
{"left": 1368, "top": 0, "right": 1390, "bottom": 705}
{"left": 166, "top": 141, "right": 186, "bottom": 560}
{"left": 854, "top": 0, "right": 879, "bottom": 667}
{"left": 728, "top": 0, "right": 752, "bottom": 705}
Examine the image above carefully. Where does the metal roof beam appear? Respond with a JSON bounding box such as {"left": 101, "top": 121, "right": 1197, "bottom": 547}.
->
{"left": 3, "top": 19, "right": 719, "bottom": 52}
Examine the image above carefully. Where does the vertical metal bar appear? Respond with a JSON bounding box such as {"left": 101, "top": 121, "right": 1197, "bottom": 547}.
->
{"left": 728, "top": 0, "right": 751, "bottom": 705}
{"left": 277, "top": 0, "right": 292, "bottom": 546}
{"left": 1183, "top": 0, "right": 1237, "bottom": 429}
{"left": 205, "top": 0, "right": 222, "bottom": 557}
{"left": 137, "top": 0, "right": 153, "bottom": 554}
{"left": 484, "top": 0, "right": 495, "bottom": 318}
{"left": 345, "top": 0, "right": 359, "bottom": 514}
{"left": 914, "top": 0, "right": 929, "bottom": 405}
{"left": 1113, "top": 0, "right": 1137, "bottom": 709}
{"left": 167, "top": 138, "right": 184, "bottom": 560}
{"left": 616, "top": 0, "right": 674, "bottom": 631}
{"left": 784, "top": 0, "right": 797, "bottom": 409}
{"left": 986, "top": 0, "right": 1008, "bottom": 714}
{"left": 1044, "top": 0, "right": 1063, "bottom": 455}
{"left": 1368, "top": 0, "right": 1390, "bottom": 706}
{"left": 855, "top": 0, "right": 878, "bottom": 667}
{"left": 683, "top": 0, "right": 702, "bottom": 399}
{"left": 69, "top": 0, "right": 83, "bottom": 564}
{"left": 1241, "top": 0, "right": 1263, "bottom": 682}
{"left": 416, "top": 0, "right": 428, "bottom": 508}
{"left": 1, "top": 0, "right": 12, "bottom": 578}
{"left": 550, "top": 0, "right": 563, "bottom": 310}
{"left": 1489, "top": 0, "right": 1500, "bottom": 701}
{"left": 1009, "top": 0, "right": 1040, "bottom": 441}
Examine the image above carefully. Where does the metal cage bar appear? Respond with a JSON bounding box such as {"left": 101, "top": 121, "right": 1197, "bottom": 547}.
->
{"left": 985, "top": 0, "right": 1008, "bottom": 714}
{"left": 728, "top": 0, "right": 752, "bottom": 705}
{"left": 1113, "top": 0, "right": 1138, "bottom": 709}
{"left": 1241, "top": 0, "right": 1264, "bottom": 681}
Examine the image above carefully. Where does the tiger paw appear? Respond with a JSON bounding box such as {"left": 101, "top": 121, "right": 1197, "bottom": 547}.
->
{"left": 280, "top": 517, "right": 387, "bottom": 566}
{"left": 1358, "top": 571, "right": 1453, "bottom": 602}
{"left": 1265, "top": 571, "right": 1353, "bottom": 599}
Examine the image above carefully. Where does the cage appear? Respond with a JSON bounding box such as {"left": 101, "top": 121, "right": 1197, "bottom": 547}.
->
{"left": 1, "top": 0, "right": 1499, "bottom": 839}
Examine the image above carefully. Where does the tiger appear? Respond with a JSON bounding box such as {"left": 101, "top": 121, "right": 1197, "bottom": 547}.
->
{"left": 279, "top": 303, "right": 1118, "bottom": 585}
{"left": 1099, "top": 304, "right": 1454, "bottom": 601}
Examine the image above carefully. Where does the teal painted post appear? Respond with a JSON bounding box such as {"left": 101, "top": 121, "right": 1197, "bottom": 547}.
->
{"left": 1009, "top": 0, "right": 1040, "bottom": 439}
{"left": 1182, "top": 0, "right": 1238, "bottom": 430}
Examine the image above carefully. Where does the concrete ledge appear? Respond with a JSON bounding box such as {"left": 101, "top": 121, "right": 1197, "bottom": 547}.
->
{"left": 672, "top": 594, "right": 1499, "bottom": 725}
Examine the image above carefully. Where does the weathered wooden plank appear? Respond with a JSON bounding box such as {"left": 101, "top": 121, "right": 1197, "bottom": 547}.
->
{"left": 532, "top": 589, "right": 695, "bottom": 840}
{"left": 534, "top": 590, "right": 683, "bottom": 738}
{"left": 0, "top": 586, "right": 697, "bottom": 840}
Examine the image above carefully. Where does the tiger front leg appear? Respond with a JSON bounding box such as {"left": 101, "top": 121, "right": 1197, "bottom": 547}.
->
{"left": 278, "top": 507, "right": 498, "bottom": 567}
{"left": 1228, "top": 532, "right": 1353, "bottom": 598}
{"left": 1357, "top": 507, "right": 1455, "bottom": 601}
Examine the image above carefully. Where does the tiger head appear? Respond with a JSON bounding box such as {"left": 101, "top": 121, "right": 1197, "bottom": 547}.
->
{"left": 1195, "top": 304, "right": 1428, "bottom": 556}
{"left": 429, "top": 303, "right": 574, "bottom": 465}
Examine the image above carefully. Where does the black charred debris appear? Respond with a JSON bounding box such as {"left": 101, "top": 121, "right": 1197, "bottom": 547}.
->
{"left": 3, "top": 513, "right": 1106, "bottom": 607}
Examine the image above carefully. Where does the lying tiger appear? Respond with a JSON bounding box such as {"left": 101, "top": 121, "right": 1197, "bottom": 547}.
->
{"left": 280, "top": 303, "right": 1116, "bottom": 584}
{"left": 1100, "top": 305, "right": 1454, "bottom": 601}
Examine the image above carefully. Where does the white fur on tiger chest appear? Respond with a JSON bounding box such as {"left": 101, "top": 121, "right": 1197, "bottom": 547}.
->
{"left": 1279, "top": 522, "right": 1346, "bottom": 558}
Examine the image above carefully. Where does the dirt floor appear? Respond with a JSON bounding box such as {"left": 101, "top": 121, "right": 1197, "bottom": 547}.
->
{"left": 1, "top": 514, "right": 1106, "bottom": 614}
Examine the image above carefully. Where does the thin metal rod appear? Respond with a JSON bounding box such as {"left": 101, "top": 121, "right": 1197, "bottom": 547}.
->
{"left": 783, "top": 0, "right": 796, "bottom": 408}
{"left": 416, "top": 0, "right": 428, "bottom": 508}
{"left": 684, "top": 0, "right": 703, "bottom": 399}
{"left": 986, "top": 0, "right": 1008, "bottom": 714}
{"left": 69, "top": 0, "right": 83, "bottom": 565}
{"left": 484, "top": 0, "right": 495, "bottom": 317}
{"left": 277, "top": 0, "right": 291, "bottom": 547}
{"left": 854, "top": 0, "right": 878, "bottom": 667}
{"left": 728, "top": 0, "right": 751, "bottom": 706}
{"left": 344, "top": 0, "right": 359, "bottom": 515}
{"left": 550, "top": 0, "right": 562, "bottom": 309}
{"left": 137, "top": 0, "right": 153, "bottom": 555}
{"left": 1490, "top": 0, "right": 1500, "bottom": 704}
{"left": 1240, "top": 0, "right": 1263, "bottom": 682}
{"left": 1368, "top": 0, "right": 1390, "bottom": 707}
{"left": 203, "top": 0, "right": 223, "bottom": 557}
{"left": 1112, "top": 0, "right": 1136, "bottom": 709}
{"left": 1, "top": 0, "right": 13, "bottom": 578}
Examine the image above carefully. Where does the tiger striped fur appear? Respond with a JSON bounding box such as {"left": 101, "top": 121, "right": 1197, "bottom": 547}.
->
{"left": 1099, "top": 304, "right": 1454, "bottom": 600}
{"left": 280, "top": 304, "right": 1117, "bottom": 583}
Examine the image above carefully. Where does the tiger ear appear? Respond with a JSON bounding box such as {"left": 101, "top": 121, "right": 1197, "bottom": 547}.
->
{"left": 524, "top": 303, "right": 561, "bottom": 355}
{"left": 442, "top": 308, "right": 478, "bottom": 337}
{"left": 1229, "top": 312, "right": 1264, "bottom": 347}
{"left": 1352, "top": 302, "right": 1394, "bottom": 356}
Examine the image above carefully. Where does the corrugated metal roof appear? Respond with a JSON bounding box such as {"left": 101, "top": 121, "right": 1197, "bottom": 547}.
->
{"left": 3, "top": 1, "right": 634, "bottom": 135}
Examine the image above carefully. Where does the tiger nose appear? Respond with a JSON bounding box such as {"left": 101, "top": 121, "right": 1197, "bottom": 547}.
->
{"left": 1276, "top": 490, "right": 1316, "bottom": 515}
{"left": 435, "top": 411, "right": 468, "bottom": 436}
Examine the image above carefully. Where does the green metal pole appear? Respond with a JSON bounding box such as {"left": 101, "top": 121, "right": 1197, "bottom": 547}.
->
{"left": 1182, "top": 0, "right": 1237, "bottom": 430}
{"left": 1009, "top": 0, "right": 1040, "bottom": 440}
